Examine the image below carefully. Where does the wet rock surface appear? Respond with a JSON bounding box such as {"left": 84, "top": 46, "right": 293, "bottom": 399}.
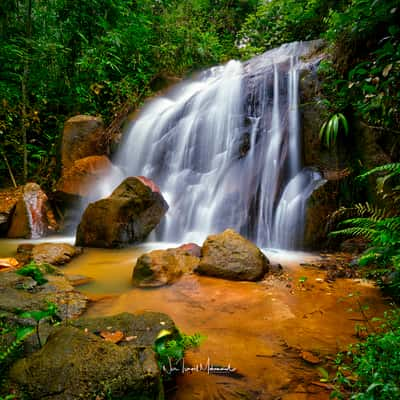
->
{"left": 1, "top": 184, "right": 57, "bottom": 239}
{"left": 0, "top": 269, "right": 88, "bottom": 322}
{"left": 195, "top": 229, "right": 269, "bottom": 281}
{"left": 16, "top": 242, "right": 82, "bottom": 265}
{"left": 55, "top": 155, "right": 115, "bottom": 198}
{"left": 132, "top": 246, "right": 200, "bottom": 287}
{"left": 9, "top": 324, "right": 163, "bottom": 400}
{"left": 76, "top": 176, "right": 169, "bottom": 248}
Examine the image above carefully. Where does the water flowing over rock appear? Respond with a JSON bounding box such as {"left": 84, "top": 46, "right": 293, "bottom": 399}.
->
{"left": 95, "top": 40, "right": 326, "bottom": 249}
{"left": 76, "top": 176, "right": 168, "bottom": 248}
{"left": 195, "top": 229, "right": 269, "bottom": 281}
{"left": 6, "top": 183, "right": 57, "bottom": 239}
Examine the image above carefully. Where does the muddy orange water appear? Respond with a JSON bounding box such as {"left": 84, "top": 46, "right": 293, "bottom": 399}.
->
{"left": 55, "top": 244, "right": 387, "bottom": 400}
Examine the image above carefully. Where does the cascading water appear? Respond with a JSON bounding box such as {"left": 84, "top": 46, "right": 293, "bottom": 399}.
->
{"left": 98, "top": 41, "right": 325, "bottom": 249}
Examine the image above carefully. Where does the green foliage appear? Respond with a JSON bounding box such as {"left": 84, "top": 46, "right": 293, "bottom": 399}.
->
{"left": 319, "top": 113, "right": 349, "bottom": 148}
{"left": 238, "top": 0, "right": 342, "bottom": 58}
{"left": 330, "top": 163, "right": 400, "bottom": 295}
{"left": 18, "top": 301, "right": 59, "bottom": 349}
{"left": 0, "top": 0, "right": 256, "bottom": 188}
{"left": 320, "top": 0, "right": 400, "bottom": 133}
{"left": 16, "top": 261, "right": 48, "bottom": 285}
{"left": 154, "top": 329, "right": 205, "bottom": 373}
{"left": 332, "top": 308, "right": 400, "bottom": 399}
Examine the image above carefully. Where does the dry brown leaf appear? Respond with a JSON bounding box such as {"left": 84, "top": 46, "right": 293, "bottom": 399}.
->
{"left": 100, "top": 330, "right": 124, "bottom": 343}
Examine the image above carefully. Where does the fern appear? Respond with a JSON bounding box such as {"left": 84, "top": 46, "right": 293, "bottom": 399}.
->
{"left": 329, "top": 163, "right": 400, "bottom": 296}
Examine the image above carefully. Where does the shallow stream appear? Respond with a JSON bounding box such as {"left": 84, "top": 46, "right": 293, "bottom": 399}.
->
{"left": 0, "top": 239, "right": 389, "bottom": 399}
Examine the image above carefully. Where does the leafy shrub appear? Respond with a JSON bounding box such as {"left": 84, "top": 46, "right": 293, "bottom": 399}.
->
{"left": 154, "top": 329, "right": 205, "bottom": 374}
{"left": 332, "top": 308, "right": 400, "bottom": 399}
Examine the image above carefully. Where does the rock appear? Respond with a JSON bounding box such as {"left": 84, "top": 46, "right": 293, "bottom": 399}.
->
{"left": 195, "top": 229, "right": 269, "bottom": 281}
{"left": 76, "top": 176, "right": 168, "bottom": 248}
{"left": 55, "top": 155, "right": 115, "bottom": 198}
{"left": 0, "top": 187, "right": 23, "bottom": 235}
{"left": 72, "top": 311, "right": 177, "bottom": 346}
{"left": 0, "top": 270, "right": 88, "bottom": 322}
{"left": 16, "top": 243, "right": 82, "bottom": 265}
{"left": 303, "top": 181, "right": 339, "bottom": 250}
{"left": 8, "top": 325, "right": 163, "bottom": 400}
{"left": 177, "top": 243, "right": 202, "bottom": 257}
{"left": 132, "top": 247, "right": 200, "bottom": 287}
{"left": 61, "top": 115, "right": 107, "bottom": 171}
{"left": 6, "top": 183, "right": 57, "bottom": 239}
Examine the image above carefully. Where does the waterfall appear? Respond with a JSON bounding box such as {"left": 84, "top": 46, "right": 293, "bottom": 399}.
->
{"left": 98, "top": 41, "right": 325, "bottom": 249}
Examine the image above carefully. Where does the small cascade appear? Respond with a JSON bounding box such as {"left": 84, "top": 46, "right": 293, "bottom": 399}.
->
{"left": 99, "top": 41, "right": 325, "bottom": 249}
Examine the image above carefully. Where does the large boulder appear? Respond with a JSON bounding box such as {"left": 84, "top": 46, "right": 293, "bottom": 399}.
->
{"left": 55, "top": 155, "right": 115, "bottom": 198}
{"left": 8, "top": 325, "right": 163, "bottom": 400}
{"left": 195, "top": 229, "right": 269, "bottom": 281}
{"left": 6, "top": 183, "right": 57, "bottom": 239}
{"left": 76, "top": 177, "right": 168, "bottom": 248}
{"left": 132, "top": 245, "right": 201, "bottom": 287}
{"left": 61, "top": 115, "right": 107, "bottom": 171}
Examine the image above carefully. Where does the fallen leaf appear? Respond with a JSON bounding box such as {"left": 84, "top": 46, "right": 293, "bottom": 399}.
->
{"left": 100, "top": 330, "right": 124, "bottom": 343}
{"left": 300, "top": 351, "right": 321, "bottom": 364}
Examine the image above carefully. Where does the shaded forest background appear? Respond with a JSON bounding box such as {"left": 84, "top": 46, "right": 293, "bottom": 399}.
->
{"left": 1, "top": 0, "right": 398, "bottom": 189}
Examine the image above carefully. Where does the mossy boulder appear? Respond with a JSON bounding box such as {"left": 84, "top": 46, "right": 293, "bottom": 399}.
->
{"left": 195, "top": 229, "right": 269, "bottom": 281}
{"left": 8, "top": 326, "right": 163, "bottom": 400}
{"left": 75, "top": 177, "right": 168, "bottom": 248}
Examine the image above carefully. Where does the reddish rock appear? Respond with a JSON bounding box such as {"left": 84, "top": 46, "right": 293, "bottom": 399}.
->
{"left": 76, "top": 177, "right": 168, "bottom": 248}
{"left": 56, "top": 155, "right": 114, "bottom": 197}
{"left": 136, "top": 176, "right": 161, "bottom": 194}
{"left": 177, "top": 243, "right": 202, "bottom": 257}
{"left": 7, "top": 183, "right": 57, "bottom": 239}
{"left": 0, "top": 187, "right": 23, "bottom": 235}
{"left": 61, "top": 115, "right": 106, "bottom": 171}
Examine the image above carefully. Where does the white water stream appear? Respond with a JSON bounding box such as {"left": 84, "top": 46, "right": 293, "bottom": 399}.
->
{"left": 95, "top": 42, "right": 325, "bottom": 249}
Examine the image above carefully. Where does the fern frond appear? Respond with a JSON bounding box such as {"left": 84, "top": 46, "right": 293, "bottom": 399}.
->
{"left": 357, "top": 162, "right": 400, "bottom": 181}
{"left": 330, "top": 226, "right": 376, "bottom": 240}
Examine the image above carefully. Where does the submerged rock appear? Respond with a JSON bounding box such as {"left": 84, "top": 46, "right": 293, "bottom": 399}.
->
{"left": 76, "top": 176, "right": 168, "bottom": 248}
{"left": 132, "top": 246, "right": 200, "bottom": 287}
{"left": 195, "top": 229, "right": 269, "bottom": 281}
{"left": 9, "top": 325, "right": 163, "bottom": 400}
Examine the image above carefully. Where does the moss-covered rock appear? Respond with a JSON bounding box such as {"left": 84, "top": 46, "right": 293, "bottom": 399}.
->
{"left": 195, "top": 229, "right": 269, "bottom": 281}
{"left": 8, "top": 326, "right": 163, "bottom": 400}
